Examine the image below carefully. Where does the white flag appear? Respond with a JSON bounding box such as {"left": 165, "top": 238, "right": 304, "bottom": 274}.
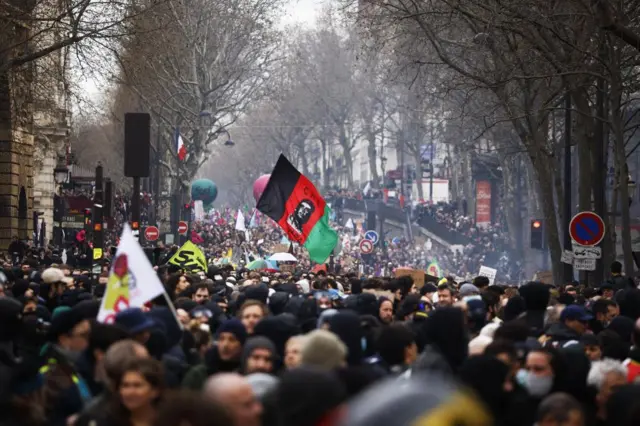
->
{"left": 235, "top": 209, "right": 246, "bottom": 231}
{"left": 194, "top": 200, "right": 205, "bottom": 221}
{"left": 363, "top": 182, "right": 371, "bottom": 196}
{"left": 249, "top": 210, "right": 258, "bottom": 228}
{"left": 345, "top": 218, "right": 354, "bottom": 229}
{"left": 97, "top": 225, "right": 166, "bottom": 323}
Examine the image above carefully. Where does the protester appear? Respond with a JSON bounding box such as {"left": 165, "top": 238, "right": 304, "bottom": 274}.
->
{"left": 587, "top": 359, "right": 627, "bottom": 424}
{"left": 112, "top": 358, "right": 165, "bottom": 426}
{"left": 3, "top": 197, "right": 640, "bottom": 426}
{"left": 204, "top": 373, "right": 262, "bottom": 426}
{"left": 535, "top": 393, "right": 585, "bottom": 426}
{"left": 284, "top": 335, "right": 305, "bottom": 369}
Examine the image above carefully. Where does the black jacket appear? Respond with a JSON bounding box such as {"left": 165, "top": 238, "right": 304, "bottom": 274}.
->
{"left": 544, "top": 323, "right": 581, "bottom": 348}
{"left": 611, "top": 274, "right": 635, "bottom": 292}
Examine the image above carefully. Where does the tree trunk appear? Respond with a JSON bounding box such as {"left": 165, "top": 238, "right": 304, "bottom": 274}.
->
{"left": 462, "top": 148, "right": 474, "bottom": 217}
{"left": 609, "top": 172, "right": 619, "bottom": 265}
{"left": 610, "top": 75, "right": 635, "bottom": 275}
{"left": 451, "top": 144, "right": 461, "bottom": 209}
{"left": 551, "top": 112, "right": 565, "bottom": 229}
{"left": 500, "top": 155, "right": 522, "bottom": 251}
{"left": 321, "top": 139, "right": 329, "bottom": 190}
{"left": 572, "top": 90, "right": 594, "bottom": 212}
{"left": 416, "top": 159, "right": 424, "bottom": 201}
{"left": 591, "top": 72, "right": 609, "bottom": 285}
{"left": 534, "top": 156, "right": 564, "bottom": 285}
{"left": 298, "top": 142, "right": 310, "bottom": 177}
{"left": 366, "top": 125, "right": 380, "bottom": 188}
{"left": 339, "top": 124, "right": 354, "bottom": 188}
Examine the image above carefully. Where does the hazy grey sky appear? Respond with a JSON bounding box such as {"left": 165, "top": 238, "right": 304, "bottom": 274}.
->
{"left": 78, "top": 0, "right": 324, "bottom": 104}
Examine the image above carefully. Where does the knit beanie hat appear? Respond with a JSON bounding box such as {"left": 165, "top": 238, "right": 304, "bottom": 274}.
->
{"left": 216, "top": 319, "right": 248, "bottom": 344}
{"left": 300, "top": 329, "right": 347, "bottom": 371}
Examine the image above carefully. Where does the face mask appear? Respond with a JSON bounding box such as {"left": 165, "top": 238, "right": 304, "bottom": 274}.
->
{"left": 515, "top": 369, "right": 528, "bottom": 387}
{"left": 525, "top": 372, "right": 553, "bottom": 397}
{"left": 57, "top": 345, "right": 83, "bottom": 363}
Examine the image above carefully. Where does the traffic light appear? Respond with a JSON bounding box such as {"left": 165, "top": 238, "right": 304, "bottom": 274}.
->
{"left": 530, "top": 219, "right": 544, "bottom": 249}
{"left": 84, "top": 208, "right": 92, "bottom": 226}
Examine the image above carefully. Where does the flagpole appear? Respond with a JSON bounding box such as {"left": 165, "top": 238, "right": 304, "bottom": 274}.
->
{"left": 162, "top": 291, "right": 184, "bottom": 330}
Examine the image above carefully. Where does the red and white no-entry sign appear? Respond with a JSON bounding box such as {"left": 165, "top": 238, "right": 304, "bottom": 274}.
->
{"left": 144, "top": 226, "right": 159, "bottom": 241}
{"left": 359, "top": 239, "right": 374, "bottom": 254}
{"left": 178, "top": 221, "right": 188, "bottom": 235}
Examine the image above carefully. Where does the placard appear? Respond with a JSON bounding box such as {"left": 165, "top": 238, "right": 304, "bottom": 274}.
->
{"left": 533, "top": 270, "right": 553, "bottom": 285}
{"left": 395, "top": 267, "right": 425, "bottom": 288}
{"left": 279, "top": 264, "right": 295, "bottom": 273}
{"left": 478, "top": 265, "right": 497, "bottom": 285}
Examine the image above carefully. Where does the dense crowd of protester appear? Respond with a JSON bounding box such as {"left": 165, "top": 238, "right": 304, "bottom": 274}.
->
{"left": 328, "top": 188, "right": 522, "bottom": 281}
{"left": 4, "top": 183, "right": 638, "bottom": 426}
{"left": 3, "top": 214, "right": 640, "bottom": 426}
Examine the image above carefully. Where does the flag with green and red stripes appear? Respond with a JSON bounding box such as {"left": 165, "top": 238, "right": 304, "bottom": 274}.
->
{"left": 257, "top": 155, "right": 338, "bottom": 263}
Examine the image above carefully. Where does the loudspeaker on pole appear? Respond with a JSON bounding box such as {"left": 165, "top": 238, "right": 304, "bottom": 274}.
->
{"left": 124, "top": 113, "right": 151, "bottom": 178}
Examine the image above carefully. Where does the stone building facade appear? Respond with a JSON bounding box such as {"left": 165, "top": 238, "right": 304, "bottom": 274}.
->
{"left": 0, "top": 9, "right": 35, "bottom": 250}
{"left": 0, "top": 2, "right": 70, "bottom": 249}
{"left": 32, "top": 50, "right": 71, "bottom": 246}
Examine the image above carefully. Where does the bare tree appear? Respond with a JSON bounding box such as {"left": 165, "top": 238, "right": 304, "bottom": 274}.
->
{"left": 353, "top": 0, "right": 639, "bottom": 283}
{"left": 110, "top": 0, "right": 281, "bottom": 191}
{"left": 0, "top": 0, "right": 170, "bottom": 71}
{"left": 287, "top": 15, "right": 361, "bottom": 188}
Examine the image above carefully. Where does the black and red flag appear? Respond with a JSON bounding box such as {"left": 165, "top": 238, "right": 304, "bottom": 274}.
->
{"left": 257, "top": 155, "right": 338, "bottom": 263}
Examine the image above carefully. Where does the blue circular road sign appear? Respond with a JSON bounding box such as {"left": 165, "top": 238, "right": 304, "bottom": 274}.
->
{"left": 569, "top": 211, "right": 605, "bottom": 246}
{"left": 364, "top": 230, "right": 379, "bottom": 245}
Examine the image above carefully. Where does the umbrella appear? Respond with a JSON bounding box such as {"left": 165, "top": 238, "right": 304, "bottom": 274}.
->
{"left": 246, "top": 259, "right": 278, "bottom": 271}
{"left": 269, "top": 252, "right": 297, "bottom": 262}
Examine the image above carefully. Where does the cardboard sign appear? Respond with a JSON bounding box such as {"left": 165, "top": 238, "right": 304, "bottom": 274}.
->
{"left": 279, "top": 264, "right": 295, "bottom": 273}
{"left": 533, "top": 270, "right": 553, "bottom": 285}
{"left": 395, "top": 267, "right": 425, "bottom": 288}
{"left": 271, "top": 244, "right": 290, "bottom": 254}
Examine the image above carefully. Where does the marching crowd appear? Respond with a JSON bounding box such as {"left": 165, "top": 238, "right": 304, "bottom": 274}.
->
{"left": 2, "top": 217, "right": 640, "bottom": 426}
{"left": 2, "top": 185, "right": 639, "bottom": 426}
{"left": 414, "top": 201, "right": 521, "bottom": 282}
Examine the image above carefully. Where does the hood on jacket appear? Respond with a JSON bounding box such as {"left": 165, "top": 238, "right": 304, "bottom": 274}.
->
{"left": 421, "top": 307, "right": 468, "bottom": 373}
{"left": 545, "top": 322, "right": 581, "bottom": 344}
{"left": 240, "top": 336, "right": 277, "bottom": 374}
{"left": 327, "top": 310, "right": 364, "bottom": 366}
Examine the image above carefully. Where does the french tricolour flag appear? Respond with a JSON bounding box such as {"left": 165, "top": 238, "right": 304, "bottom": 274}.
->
{"left": 175, "top": 126, "right": 186, "bottom": 161}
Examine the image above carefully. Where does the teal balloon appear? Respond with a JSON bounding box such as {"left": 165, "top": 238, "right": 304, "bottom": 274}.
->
{"left": 191, "top": 179, "right": 218, "bottom": 205}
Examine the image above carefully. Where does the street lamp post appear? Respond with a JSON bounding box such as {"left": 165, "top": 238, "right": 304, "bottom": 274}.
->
{"left": 53, "top": 161, "right": 69, "bottom": 247}
{"left": 200, "top": 110, "right": 234, "bottom": 146}
{"left": 380, "top": 156, "right": 387, "bottom": 180}
{"left": 628, "top": 173, "right": 636, "bottom": 207}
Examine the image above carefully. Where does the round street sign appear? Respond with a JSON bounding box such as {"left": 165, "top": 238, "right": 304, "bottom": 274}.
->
{"left": 364, "top": 230, "right": 379, "bottom": 245}
{"left": 178, "top": 221, "right": 189, "bottom": 235}
{"left": 359, "top": 239, "right": 374, "bottom": 254}
{"left": 144, "top": 226, "right": 159, "bottom": 241}
{"left": 569, "top": 211, "right": 605, "bottom": 246}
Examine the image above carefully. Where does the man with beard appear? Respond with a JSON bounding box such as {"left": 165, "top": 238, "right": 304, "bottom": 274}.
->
{"left": 240, "top": 336, "right": 277, "bottom": 375}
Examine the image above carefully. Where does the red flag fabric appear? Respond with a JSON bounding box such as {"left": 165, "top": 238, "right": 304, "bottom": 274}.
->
{"left": 190, "top": 230, "right": 204, "bottom": 244}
